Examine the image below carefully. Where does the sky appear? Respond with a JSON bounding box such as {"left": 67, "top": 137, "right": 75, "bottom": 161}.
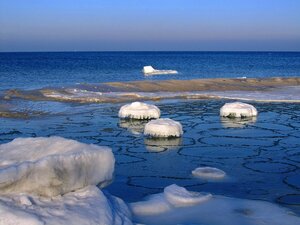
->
{"left": 0, "top": 0, "right": 300, "bottom": 52}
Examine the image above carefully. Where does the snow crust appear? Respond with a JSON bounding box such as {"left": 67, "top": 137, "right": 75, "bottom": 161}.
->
{"left": 118, "top": 102, "right": 160, "bottom": 119}
{"left": 0, "top": 186, "right": 132, "bottom": 225}
{"left": 0, "top": 137, "right": 114, "bottom": 196}
{"left": 142, "top": 66, "right": 178, "bottom": 76}
{"left": 130, "top": 184, "right": 300, "bottom": 225}
{"left": 192, "top": 167, "right": 226, "bottom": 179}
{"left": 144, "top": 118, "right": 183, "bottom": 137}
{"left": 220, "top": 102, "right": 258, "bottom": 118}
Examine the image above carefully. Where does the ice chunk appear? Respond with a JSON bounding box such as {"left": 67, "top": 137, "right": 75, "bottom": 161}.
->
{"left": 164, "top": 184, "right": 212, "bottom": 207}
{"left": 0, "top": 186, "right": 132, "bottom": 225}
{"left": 130, "top": 184, "right": 300, "bottom": 225}
{"left": 118, "top": 102, "right": 160, "bottom": 120}
{"left": 192, "top": 167, "right": 226, "bottom": 179}
{"left": 144, "top": 118, "right": 183, "bottom": 137}
{"left": 0, "top": 137, "right": 114, "bottom": 197}
{"left": 142, "top": 66, "right": 178, "bottom": 76}
{"left": 220, "top": 102, "right": 257, "bottom": 118}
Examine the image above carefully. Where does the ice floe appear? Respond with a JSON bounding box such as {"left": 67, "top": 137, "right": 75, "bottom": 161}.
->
{"left": 0, "top": 137, "right": 114, "bottom": 196}
{"left": 144, "top": 118, "right": 183, "bottom": 137}
{"left": 142, "top": 66, "right": 178, "bottom": 76}
{"left": 118, "top": 102, "right": 160, "bottom": 120}
{"left": 130, "top": 184, "right": 300, "bottom": 225}
{"left": 192, "top": 167, "right": 226, "bottom": 179}
{"left": 220, "top": 102, "right": 258, "bottom": 118}
{"left": 0, "top": 186, "right": 132, "bottom": 225}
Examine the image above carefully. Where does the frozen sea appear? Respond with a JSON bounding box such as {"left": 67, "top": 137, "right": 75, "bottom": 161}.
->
{"left": 0, "top": 52, "right": 300, "bottom": 224}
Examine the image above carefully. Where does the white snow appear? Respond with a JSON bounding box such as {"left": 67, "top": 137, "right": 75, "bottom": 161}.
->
{"left": 0, "top": 186, "right": 132, "bottom": 225}
{"left": 192, "top": 167, "right": 226, "bottom": 179}
{"left": 0, "top": 137, "right": 114, "bottom": 197}
{"left": 142, "top": 66, "right": 178, "bottom": 76}
{"left": 164, "top": 184, "right": 212, "bottom": 207}
{"left": 130, "top": 184, "right": 300, "bottom": 225}
{"left": 118, "top": 102, "right": 160, "bottom": 120}
{"left": 144, "top": 118, "right": 183, "bottom": 137}
{"left": 220, "top": 102, "right": 258, "bottom": 118}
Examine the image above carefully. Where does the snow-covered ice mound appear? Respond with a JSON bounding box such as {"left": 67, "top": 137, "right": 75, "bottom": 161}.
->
{"left": 164, "top": 184, "right": 212, "bottom": 207}
{"left": 118, "top": 102, "right": 160, "bottom": 119}
{"left": 192, "top": 167, "right": 226, "bottom": 179}
{"left": 0, "top": 137, "right": 114, "bottom": 197}
{"left": 130, "top": 184, "right": 300, "bottom": 225}
{"left": 0, "top": 186, "right": 132, "bottom": 225}
{"left": 144, "top": 118, "right": 183, "bottom": 137}
{"left": 142, "top": 66, "right": 178, "bottom": 76}
{"left": 220, "top": 102, "right": 258, "bottom": 118}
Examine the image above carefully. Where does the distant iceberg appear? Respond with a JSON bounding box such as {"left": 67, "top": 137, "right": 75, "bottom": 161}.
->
{"left": 142, "top": 66, "right": 178, "bottom": 76}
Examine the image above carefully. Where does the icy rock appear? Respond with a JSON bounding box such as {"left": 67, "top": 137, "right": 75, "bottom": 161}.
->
{"left": 0, "top": 186, "right": 132, "bottom": 225}
{"left": 220, "top": 102, "right": 257, "bottom": 118}
{"left": 130, "top": 184, "right": 300, "bottom": 225}
{"left": 0, "top": 137, "right": 114, "bottom": 197}
{"left": 118, "top": 102, "right": 160, "bottom": 120}
{"left": 144, "top": 118, "right": 183, "bottom": 137}
{"left": 142, "top": 66, "right": 178, "bottom": 76}
{"left": 164, "top": 184, "right": 212, "bottom": 207}
{"left": 192, "top": 167, "right": 226, "bottom": 179}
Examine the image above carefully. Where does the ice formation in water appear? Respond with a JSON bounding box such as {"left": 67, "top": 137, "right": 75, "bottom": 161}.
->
{"left": 0, "top": 137, "right": 133, "bottom": 224}
{"left": 142, "top": 66, "right": 178, "bottom": 75}
{"left": 130, "top": 184, "right": 300, "bottom": 225}
{"left": 144, "top": 118, "right": 183, "bottom": 137}
{"left": 118, "top": 102, "right": 160, "bottom": 119}
{"left": 164, "top": 184, "right": 212, "bottom": 207}
{"left": 0, "top": 186, "right": 132, "bottom": 225}
{"left": 220, "top": 116, "right": 257, "bottom": 128}
{"left": 0, "top": 137, "right": 114, "bottom": 196}
{"left": 220, "top": 102, "right": 258, "bottom": 118}
{"left": 192, "top": 167, "right": 226, "bottom": 179}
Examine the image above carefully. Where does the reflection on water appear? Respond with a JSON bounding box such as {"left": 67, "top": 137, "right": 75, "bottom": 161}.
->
{"left": 144, "top": 137, "right": 182, "bottom": 152}
{"left": 118, "top": 119, "right": 148, "bottom": 135}
{"left": 0, "top": 99, "right": 300, "bottom": 216}
{"left": 220, "top": 116, "right": 257, "bottom": 128}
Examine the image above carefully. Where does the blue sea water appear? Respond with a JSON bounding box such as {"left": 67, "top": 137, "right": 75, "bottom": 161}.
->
{"left": 1, "top": 51, "right": 300, "bottom": 91}
{"left": 0, "top": 52, "right": 300, "bottom": 223}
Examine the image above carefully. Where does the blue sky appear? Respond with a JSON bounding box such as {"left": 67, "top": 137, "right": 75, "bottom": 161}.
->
{"left": 0, "top": 0, "right": 300, "bottom": 51}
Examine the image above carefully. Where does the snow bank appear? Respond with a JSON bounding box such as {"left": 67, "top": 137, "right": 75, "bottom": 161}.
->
{"left": 220, "top": 102, "right": 258, "bottom": 118}
{"left": 192, "top": 167, "right": 226, "bottom": 179}
{"left": 0, "top": 137, "right": 114, "bottom": 197}
{"left": 118, "top": 102, "right": 160, "bottom": 120}
{"left": 144, "top": 118, "right": 183, "bottom": 137}
{"left": 130, "top": 184, "right": 300, "bottom": 225}
{"left": 0, "top": 186, "right": 132, "bottom": 225}
{"left": 142, "top": 66, "right": 178, "bottom": 76}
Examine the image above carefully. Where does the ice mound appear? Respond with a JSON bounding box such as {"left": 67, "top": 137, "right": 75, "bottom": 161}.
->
{"left": 220, "top": 102, "right": 258, "bottom": 118}
{"left": 164, "top": 184, "right": 212, "bottom": 207}
{"left": 0, "top": 186, "right": 132, "bottom": 225}
{"left": 0, "top": 137, "right": 114, "bottom": 196}
{"left": 142, "top": 66, "right": 178, "bottom": 76}
{"left": 192, "top": 167, "right": 226, "bottom": 179}
{"left": 144, "top": 118, "right": 183, "bottom": 137}
{"left": 130, "top": 184, "right": 300, "bottom": 225}
{"left": 118, "top": 102, "right": 160, "bottom": 120}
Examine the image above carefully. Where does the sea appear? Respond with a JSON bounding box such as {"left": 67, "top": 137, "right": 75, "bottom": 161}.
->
{"left": 0, "top": 52, "right": 300, "bottom": 224}
{"left": 1, "top": 51, "right": 300, "bottom": 91}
